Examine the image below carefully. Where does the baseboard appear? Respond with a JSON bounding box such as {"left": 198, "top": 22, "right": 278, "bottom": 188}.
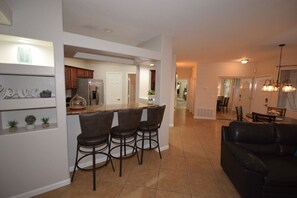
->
{"left": 194, "top": 116, "right": 216, "bottom": 120}
{"left": 12, "top": 179, "right": 71, "bottom": 198}
{"left": 160, "top": 145, "right": 169, "bottom": 151}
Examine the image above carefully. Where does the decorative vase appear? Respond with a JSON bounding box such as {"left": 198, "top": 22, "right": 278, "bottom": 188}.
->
{"left": 148, "top": 95, "right": 155, "bottom": 105}
{"left": 9, "top": 127, "right": 17, "bottom": 132}
{"left": 42, "top": 123, "right": 49, "bottom": 128}
{"left": 26, "top": 124, "right": 35, "bottom": 130}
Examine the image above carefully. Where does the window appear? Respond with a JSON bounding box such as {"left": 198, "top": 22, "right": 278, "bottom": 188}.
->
{"left": 278, "top": 69, "right": 297, "bottom": 110}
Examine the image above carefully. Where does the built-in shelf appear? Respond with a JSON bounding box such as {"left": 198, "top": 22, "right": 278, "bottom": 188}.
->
{"left": 0, "top": 123, "right": 58, "bottom": 136}
{"left": 0, "top": 98, "right": 56, "bottom": 111}
{"left": 0, "top": 63, "right": 54, "bottom": 76}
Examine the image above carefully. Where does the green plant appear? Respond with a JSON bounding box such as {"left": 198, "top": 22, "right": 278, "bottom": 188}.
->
{"left": 8, "top": 120, "right": 18, "bottom": 128}
{"left": 148, "top": 89, "right": 155, "bottom": 95}
{"left": 25, "top": 115, "right": 36, "bottom": 125}
{"left": 41, "top": 117, "right": 49, "bottom": 124}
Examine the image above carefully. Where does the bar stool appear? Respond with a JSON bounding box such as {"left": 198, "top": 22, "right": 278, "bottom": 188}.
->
{"left": 137, "top": 105, "right": 166, "bottom": 164}
{"left": 71, "top": 111, "right": 115, "bottom": 191}
{"left": 109, "top": 108, "right": 142, "bottom": 177}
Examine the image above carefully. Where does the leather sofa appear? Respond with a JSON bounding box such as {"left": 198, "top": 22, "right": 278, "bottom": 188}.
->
{"left": 221, "top": 121, "right": 297, "bottom": 198}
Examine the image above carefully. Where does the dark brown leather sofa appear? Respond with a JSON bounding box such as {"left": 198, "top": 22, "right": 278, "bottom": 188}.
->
{"left": 221, "top": 121, "right": 297, "bottom": 198}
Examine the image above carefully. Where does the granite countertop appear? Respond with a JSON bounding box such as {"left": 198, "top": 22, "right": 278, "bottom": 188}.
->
{"left": 67, "top": 103, "right": 154, "bottom": 115}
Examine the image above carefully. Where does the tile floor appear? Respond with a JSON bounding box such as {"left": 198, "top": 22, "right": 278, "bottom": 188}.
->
{"left": 35, "top": 108, "right": 240, "bottom": 198}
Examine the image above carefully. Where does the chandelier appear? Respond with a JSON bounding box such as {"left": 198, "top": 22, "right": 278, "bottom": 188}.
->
{"left": 262, "top": 44, "right": 296, "bottom": 92}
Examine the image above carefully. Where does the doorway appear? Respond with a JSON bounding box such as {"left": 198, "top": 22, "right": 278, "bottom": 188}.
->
{"left": 176, "top": 79, "right": 188, "bottom": 109}
{"left": 127, "top": 73, "right": 136, "bottom": 104}
{"left": 217, "top": 77, "right": 253, "bottom": 120}
{"left": 250, "top": 76, "right": 272, "bottom": 114}
{"left": 106, "top": 72, "right": 122, "bottom": 104}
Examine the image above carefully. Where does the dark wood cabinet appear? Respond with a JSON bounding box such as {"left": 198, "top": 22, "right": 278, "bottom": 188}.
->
{"left": 65, "top": 66, "right": 93, "bottom": 89}
{"left": 150, "top": 70, "right": 156, "bottom": 90}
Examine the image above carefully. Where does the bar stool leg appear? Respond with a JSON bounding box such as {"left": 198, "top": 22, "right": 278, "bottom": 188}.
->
{"left": 71, "top": 144, "right": 79, "bottom": 182}
{"left": 156, "top": 130, "right": 162, "bottom": 159}
{"left": 149, "top": 131, "right": 152, "bottom": 149}
{"left": 119, "top": 138, "right": 123, "bottom": 177}
{"left": 92, "top": 146, "right": 96, "bottom": 191}
{"left": 134, "top": 134, "right": 140, "bottom": 164}
{"left": 141, "top": 132, "right": 145, "bottom": 164}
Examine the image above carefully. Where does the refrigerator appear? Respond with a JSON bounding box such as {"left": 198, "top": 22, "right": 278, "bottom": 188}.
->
{"left": 77, "top": 78, "right": 104, "bottom": 106}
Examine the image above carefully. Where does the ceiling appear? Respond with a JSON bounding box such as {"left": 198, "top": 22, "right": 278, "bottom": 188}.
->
{"left": 62, "top": 0, "right": 297, "bottom": 67}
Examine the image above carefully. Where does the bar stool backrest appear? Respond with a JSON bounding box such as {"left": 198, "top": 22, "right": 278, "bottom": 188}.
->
{"left": 118, "top": 108, "right": 142, "bottom": 132}
{"left": 147, "top": 105, "right": 166, "bottom": 129}
{"left": 79, "top": 111, "right": 114, "bottom": 138}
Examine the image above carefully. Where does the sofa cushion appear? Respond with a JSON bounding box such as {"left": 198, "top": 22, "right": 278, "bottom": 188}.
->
{"left": 274, "top": 123, "right": 297, "bottom": 156}
{"left": 225, "top": 142, "right": 268, "bottom": 173}
{"left": 275, "top": 123, "right": 297, "bottom": 144}
{"left": 258, "top": 155, "right": 297, "bottom": 187}
{"left": 235, "top": 142, "right": 279, "bottom": 155}
{"left": 229, "top": 121, "right": 275, "bottom": 143}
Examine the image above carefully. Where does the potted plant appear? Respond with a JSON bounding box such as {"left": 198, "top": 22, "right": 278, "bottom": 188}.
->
{"left": 25, "top": 115, "right": 36, "bottom": 130}
{"left": 148, "top": 89, "right": 155, "bottom": 105}
{"left": 8, "top": 120, "right": 18, "bottom": 132}
{"left": 41, "top": 117, "right": 50, "bottom": 128}
{"left": 40, "top": 89, "right": 52, "bottom": 98}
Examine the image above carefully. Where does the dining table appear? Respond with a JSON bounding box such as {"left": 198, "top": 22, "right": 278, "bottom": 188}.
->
{"left": 246, "top": 113, "right": 297, "bottom": 124}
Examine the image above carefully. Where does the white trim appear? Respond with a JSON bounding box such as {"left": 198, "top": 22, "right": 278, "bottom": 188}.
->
{"left": 160, "top": 145, "right": 169, "bottom": 151}
{"left": 11, "top": 179, "right": 71, "bottom": 198}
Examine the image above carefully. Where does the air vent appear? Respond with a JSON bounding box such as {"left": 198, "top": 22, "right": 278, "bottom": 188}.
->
{"left": 196, "top": 108, "right": 214, "bottom": 119}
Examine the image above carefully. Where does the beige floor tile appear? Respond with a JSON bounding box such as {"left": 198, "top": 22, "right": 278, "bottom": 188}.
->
{"left": 125, "top": 166, "right": 159, "bottom": 188}
{"left": 34, "top": 108, "right": 241, "bottom": 198}
{"left": 119, "top": 185, "right": 156, "bottom": 198}
{"left": 157, "top": 169, "right": 190, "bottom": 194}
{"left": 156, "top": 190, "right": 191, "bottom": 198}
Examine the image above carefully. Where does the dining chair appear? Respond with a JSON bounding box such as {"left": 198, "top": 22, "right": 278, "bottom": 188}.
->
{"left": 71, "top": 111, "right": 115, "bottom": 191}
{"left": 217, "top": 96, "right": 224, "bottom": 112}
{"left": 252, "top": 112, "right": 276, "bottom": 123}
{"left": 267, "top": 106, "right": 287, "bottom": 117}
{"left": 235, "top": 106, "right": 247, "bottom": 122}
{"left": 219, "top": 97, "right": 230, "bottom": 112}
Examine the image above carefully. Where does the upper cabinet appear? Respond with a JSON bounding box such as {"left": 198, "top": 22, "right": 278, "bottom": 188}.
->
{"left": 65, "top": 65, "right": 93, "bottom": 89}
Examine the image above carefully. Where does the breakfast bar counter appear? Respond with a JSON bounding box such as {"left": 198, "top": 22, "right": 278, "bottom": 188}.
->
{"left": 67, "top": 103, "right": 152, "bottom": 115}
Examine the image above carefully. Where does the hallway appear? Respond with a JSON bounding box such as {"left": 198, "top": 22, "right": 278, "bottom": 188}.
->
{"left": 36, "top": 109, "right": 240, "bottom": 197}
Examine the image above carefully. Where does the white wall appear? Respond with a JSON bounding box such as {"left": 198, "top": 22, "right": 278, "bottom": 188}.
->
{"left": 139, "top": 66, "right": 151, "bottom": 99}
{"left": 0, "top": 1, "right": 70, "bottom": 197}
{"left": 0, "top": 1, "right": 173, "bottom": 197}
{"left": 195, "top": 61, "right": 256, "bottom": 119}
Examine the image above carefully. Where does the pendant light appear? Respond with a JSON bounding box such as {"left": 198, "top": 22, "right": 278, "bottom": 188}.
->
{"left": 262, "top": 44, "right": 296, "bottom": 92}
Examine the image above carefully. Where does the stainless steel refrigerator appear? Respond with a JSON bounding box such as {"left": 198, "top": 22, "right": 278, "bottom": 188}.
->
{"left": 77, "top": 78, "right": 104, "bottom": 106}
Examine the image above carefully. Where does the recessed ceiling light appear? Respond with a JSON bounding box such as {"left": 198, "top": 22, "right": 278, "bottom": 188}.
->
{"left": 241, "top": 58, "right": 249, "bottom": 64}
{"left": 150, "top": 63, "right": 155, "bottom": 66}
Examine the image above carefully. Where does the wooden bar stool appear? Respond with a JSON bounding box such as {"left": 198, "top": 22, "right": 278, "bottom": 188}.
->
{"left": 71, "top": 111, "right": 115, "bottom": 191}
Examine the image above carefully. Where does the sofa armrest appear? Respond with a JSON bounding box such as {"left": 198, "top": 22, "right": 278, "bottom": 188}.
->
{"left": 224, "top": 141, "right": 268, "bottom": 174}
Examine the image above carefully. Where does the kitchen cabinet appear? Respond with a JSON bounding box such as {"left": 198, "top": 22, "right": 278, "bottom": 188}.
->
{"left": 150, "top": 70, "right": 156, "bottom": 90}
{"left": 65, "top": 66, "right": 93, "bottom": 89}
{"left": 65, "top": 66, "right": 78, "bottom": 89}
